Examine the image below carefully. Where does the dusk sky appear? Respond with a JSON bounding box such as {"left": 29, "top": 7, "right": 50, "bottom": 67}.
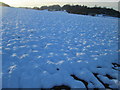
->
{"left": 0, "top": 0, "right": 119, "bottom": 11}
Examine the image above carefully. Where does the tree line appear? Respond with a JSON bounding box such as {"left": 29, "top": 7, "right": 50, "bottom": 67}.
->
{"left": 1, "top": 2, "right": 119, "bottom": 18}
{"left": 32, "top": 4, "right": 120, "bottom": 18}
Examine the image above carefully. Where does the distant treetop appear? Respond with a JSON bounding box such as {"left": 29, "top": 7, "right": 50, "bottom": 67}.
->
{"left": 0, "top": 2, "right": 10, "bottom": 7}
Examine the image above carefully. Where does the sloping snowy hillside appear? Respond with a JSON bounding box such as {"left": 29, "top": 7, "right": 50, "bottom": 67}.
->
{"left": 1, "top": 7, "right": 120, "bottom": 89}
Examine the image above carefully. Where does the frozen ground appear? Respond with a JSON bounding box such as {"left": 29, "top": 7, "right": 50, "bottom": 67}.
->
{"left": 1, "top": 7, "right": 120, "bottom": 88}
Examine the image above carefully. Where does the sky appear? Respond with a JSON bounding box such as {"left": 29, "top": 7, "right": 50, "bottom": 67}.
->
{"left": 0, "top": 0, "right": 119, "bottom": 11}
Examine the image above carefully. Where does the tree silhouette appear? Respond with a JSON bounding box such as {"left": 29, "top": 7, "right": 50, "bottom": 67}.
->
{"left": 37, "top": 4, "right": 120, "bottom": 18}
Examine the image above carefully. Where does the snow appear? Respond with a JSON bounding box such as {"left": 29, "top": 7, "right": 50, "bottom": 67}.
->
{"left": 1, "top": 7, "right": 120, "bottom": 88}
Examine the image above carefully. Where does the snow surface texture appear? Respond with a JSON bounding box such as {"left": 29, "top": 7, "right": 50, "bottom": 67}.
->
{"left": 1, "top": 7, "right": 120, "bottom": 89}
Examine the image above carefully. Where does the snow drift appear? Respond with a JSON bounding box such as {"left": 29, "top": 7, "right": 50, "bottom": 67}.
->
{"left": 1, "top": 7, "right": 120, "bottom": 89}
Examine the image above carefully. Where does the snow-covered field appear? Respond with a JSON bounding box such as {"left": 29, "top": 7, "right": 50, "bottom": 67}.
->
{"left": 1, "top": 7, "right": 120, "bottom": 88}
